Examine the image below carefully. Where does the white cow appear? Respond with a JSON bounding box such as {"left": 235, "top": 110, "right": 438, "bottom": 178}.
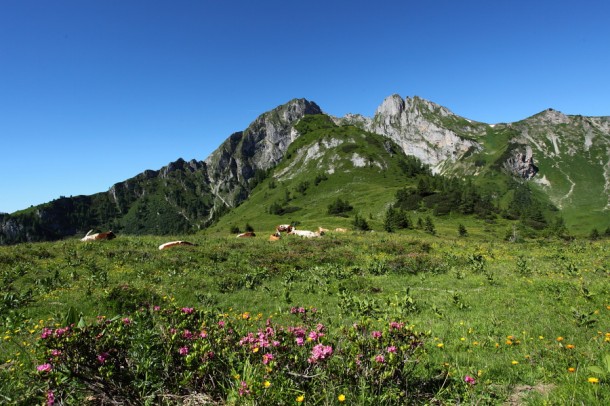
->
{"left": 288, "top": 229, "right": 322, "bottom": 238}
{"left": 158, "top": 241, "right": 196, "bottom": 250}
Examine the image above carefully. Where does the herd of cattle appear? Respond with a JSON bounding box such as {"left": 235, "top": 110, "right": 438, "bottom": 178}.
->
{"left": 80, "top": 225, "right": 348, "bottom": 250}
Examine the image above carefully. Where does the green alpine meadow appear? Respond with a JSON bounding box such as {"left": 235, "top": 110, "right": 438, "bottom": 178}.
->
{"left": 1, "top": 95, "right": 609, "bottom": 404}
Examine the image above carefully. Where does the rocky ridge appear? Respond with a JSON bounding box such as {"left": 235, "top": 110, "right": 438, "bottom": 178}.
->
{"left": 1, "top": 94, "right": 609, "bottom": 244}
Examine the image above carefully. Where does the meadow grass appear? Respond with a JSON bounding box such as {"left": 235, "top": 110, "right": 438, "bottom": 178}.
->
{"left": 0, "top": 231, "right": 608, "bottom": 404}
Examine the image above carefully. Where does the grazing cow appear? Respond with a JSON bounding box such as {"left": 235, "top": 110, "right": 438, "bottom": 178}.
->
{"left": 288, "top": 229, "right": 322, "bottom": 238}
{"left": 81, "top": 230, "right": 116, "bottom": 241}
{"left": 276, "top": 224, "right": 294, "bottom": 233}
{"left": 269, "top": 232, "right": 281, "bottom": 241}
{"left": 334, "top": 228, "right": 348, "bottom": 233}
{"left": 236, "top": 231, "right": 256, "bottom": 238}
{"left": 158, "top": 241, "right": 196, "bottom": 250}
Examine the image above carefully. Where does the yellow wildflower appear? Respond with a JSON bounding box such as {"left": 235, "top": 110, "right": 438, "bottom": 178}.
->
{"left": 263, "top": 381, "right": 271, "bottom": 388}
{"left": 338, "top": 394, "right": 346, "bottom": 402}
{"left": 511, "top": 360, "right": 519, "bottom": 365}
{"left": 568, "top": 367, "right": 576, "bottom": 373}
{"left": 588, "top": 377, "right": 599, "bottom": 384}
{"left": 437, "top": 343, "right": 444, "bottom": 348}
{"left": 296, "top": 395, "right": 305, "bottom": 402}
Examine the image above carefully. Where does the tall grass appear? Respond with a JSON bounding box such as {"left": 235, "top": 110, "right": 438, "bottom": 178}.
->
{"left": 1, "top": 231, "right": 608, "bottom": 404}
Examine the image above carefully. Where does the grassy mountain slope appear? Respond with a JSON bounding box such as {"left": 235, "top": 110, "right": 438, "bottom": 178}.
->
{"left": 211, "top": 115, "right": 410, "bottom": 234}
{"left": 0, "top": 159, "right": 215, "bottom": 244}
{"left": 211, "top": 115, "right": 546, "bottom": 239}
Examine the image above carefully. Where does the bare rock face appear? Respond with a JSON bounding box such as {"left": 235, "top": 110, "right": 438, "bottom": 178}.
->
{"left": 369, "top": 95, "right": 482, "bottom": 172}
{"left": 204, "top": 99, "right": 322, "bottom": 209}
{"left": 503, "top": 145, "right": 538, "bottom": 179}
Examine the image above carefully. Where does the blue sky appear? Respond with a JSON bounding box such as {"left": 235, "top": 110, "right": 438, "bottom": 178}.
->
{"left": 1, "top": 0, "right": 609, "bottom": 214}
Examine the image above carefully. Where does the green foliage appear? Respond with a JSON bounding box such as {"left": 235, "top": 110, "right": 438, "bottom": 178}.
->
{"left": 105, "top": 284, "right": 162, "bottom": 314}
{"left": 393, "top": 177, "right": 497, "bottom": 220}
{"left": 457, "top": 223, "right": 468, "bottom": 237}
{"left": 313, "top": 173, "right": 328, "bottom": 186}
{"left": 424, "top": 216, "right": 436, "bottom": 235}
{"left": 383, "top": 205, "right": 411, "bottom": 232}
{"left": 327, "top": 198, "right": 353, "bottom": 216}
{"left": 352, "top": 213, "right": 370, "bottom": 231}
{"left": 295, "top": 180, "right": 310, "bottom": 195}
{"left": 589, "top": 228, "right": 600, "bottom": 241}
{"left": 35, "top": 304, "right": 427, "bottom": 405}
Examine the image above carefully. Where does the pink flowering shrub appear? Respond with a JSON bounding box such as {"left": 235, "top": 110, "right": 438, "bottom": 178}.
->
{"left": 35, "top": 304, "right": 427, "bottom": 404}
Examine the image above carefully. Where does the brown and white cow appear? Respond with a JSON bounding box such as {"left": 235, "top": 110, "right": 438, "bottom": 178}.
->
{"left": 158, "top": 241, "right": 196, "bottom": 250}
{"left": 81, "top": 230, "right": 116, "bottom": 241}
{"left": 276, "top": 224, "right": 294, "bottom": 233}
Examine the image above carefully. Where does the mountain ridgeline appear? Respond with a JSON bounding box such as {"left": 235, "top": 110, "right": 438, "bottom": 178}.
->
{"left": 1, "top": 95, "right": 609, "bottom": 244}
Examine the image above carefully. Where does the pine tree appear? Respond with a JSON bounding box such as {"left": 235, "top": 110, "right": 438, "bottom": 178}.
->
{"left": 353, "top": 213, "right": 370, "bottom": 231}
{"left": 424, "top": 216, "right": 436, "bottom": 235}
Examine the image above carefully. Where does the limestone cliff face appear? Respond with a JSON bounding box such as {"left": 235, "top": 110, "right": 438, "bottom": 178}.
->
{"left": 502, "top": 145, "right": 538, "bottom": 179}
{"left": 204, "top": 98, "right": 322, "bottom": 209}
{"left": 338, "top": 94, "right": 484, "bottom": 173}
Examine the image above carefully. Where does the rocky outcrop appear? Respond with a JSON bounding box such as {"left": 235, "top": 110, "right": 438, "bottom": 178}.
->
{"left": 339, "top": 94, "right": 483, "bottom": 173}
{"left": 502, "top": 145, "right": 538, "bottom": 179}
{"left": 204, "top": 98, "right": 322, "bottom": 210}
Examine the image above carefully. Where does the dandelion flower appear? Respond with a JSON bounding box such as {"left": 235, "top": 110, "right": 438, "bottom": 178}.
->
{"left": 263, "top": 381, "right": 271, "bottom": 388}
{"left": 511, "top": 360, "right": 519, "bottom": 365}
{"left": 588, "top": 377, "right": 599, "bottom": 384}
{"left": 296, "top": 394, "right": 305, "bottom": 402}
{"left": 338, "top": 394, "right": 346, "bottom": 402}
{"left": 556, "top": 336, "right": 564, "bottom": 342}
{"left": 436, "top": 343, "right": 444, "bottom": 348}
{"left": 568, "top": 367, "right": 576, "bottom": 373}
{"left": 566, "top": 344, "right": 575, "bottom": 349}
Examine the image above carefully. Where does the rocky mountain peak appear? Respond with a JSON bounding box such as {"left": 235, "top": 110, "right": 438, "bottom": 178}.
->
{"left": 203, "top": 98, "right": 323, "bottom": 211}
{"left": 375, "top": 94, "right": 405, "bottom": 117}
{"left": 532, "top": 108, "right": 570, "bottom": 125}
{"left": 370, "top": 94, "right": 481, "bottom": 171}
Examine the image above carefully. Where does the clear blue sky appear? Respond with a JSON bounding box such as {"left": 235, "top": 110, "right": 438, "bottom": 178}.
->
{"left": 1, "top": 0, "right": 609, "bottom": 214}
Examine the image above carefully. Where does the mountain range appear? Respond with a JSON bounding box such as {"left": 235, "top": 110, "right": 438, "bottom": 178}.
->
{"left": 1, "top": 95, "right": 609, "bottom": 244}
